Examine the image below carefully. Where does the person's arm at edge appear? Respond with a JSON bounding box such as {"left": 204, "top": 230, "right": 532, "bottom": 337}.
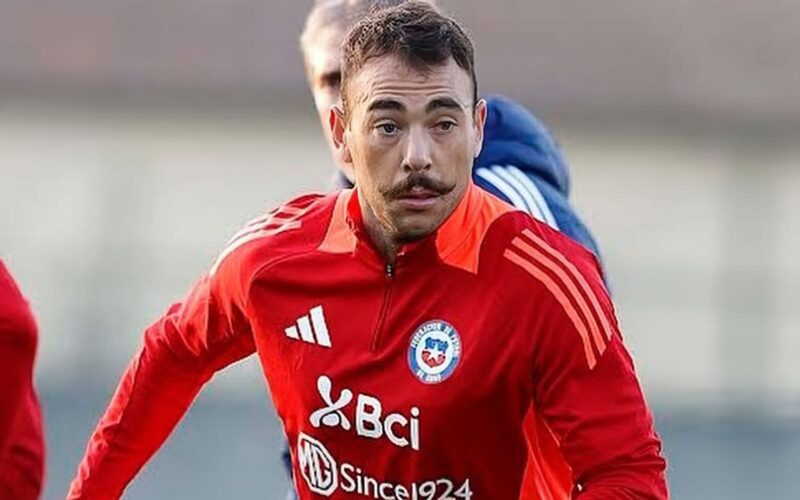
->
{"left": 0, "top": 261, "right": 43, "bottom": 498}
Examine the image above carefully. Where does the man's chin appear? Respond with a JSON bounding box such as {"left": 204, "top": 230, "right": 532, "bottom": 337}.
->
{"left": 392, "top": 214, "right": 446, "bottom": 244}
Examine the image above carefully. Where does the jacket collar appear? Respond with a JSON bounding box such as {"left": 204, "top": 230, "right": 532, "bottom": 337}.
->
{"left": 351, "top": 182, "right": 482, "bottom": 257}
{"left": 319, "top": 181, "right": 514, "bottom": 274}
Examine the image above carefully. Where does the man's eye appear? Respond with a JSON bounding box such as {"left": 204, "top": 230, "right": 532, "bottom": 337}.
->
{"left": 437, "top": 121, "right": 456, "bottom": 131}
{"left": 378, "top": 124, "right": 398, "bottom": 134}
{"left": 320, "top": 72, "right": 341, "bottom": 90}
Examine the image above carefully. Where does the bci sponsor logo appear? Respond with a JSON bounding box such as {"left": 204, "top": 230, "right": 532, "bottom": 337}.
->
{"left": 309, "top": 375, "right": 421, "bottom": 451}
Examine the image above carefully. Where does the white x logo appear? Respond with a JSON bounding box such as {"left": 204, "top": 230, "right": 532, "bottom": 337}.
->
{"left": 309, "top": 375, "right": 353, "bottom": 430}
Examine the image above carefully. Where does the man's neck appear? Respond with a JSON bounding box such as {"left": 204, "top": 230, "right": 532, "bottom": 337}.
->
{"left": 361, "top": 203, "right": 400, "bottom": 264}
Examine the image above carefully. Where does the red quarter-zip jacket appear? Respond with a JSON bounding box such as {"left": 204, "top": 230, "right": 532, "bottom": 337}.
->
{"left": 68, "top": 183, "right": 667, "bottom": 499}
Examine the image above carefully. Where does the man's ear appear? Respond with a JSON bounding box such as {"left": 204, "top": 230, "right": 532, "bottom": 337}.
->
{"left": 330, "top": 105, "right": 353, "bottom": 164}
{"left": 473, "top": 99, "right": 488, "bottom": 159}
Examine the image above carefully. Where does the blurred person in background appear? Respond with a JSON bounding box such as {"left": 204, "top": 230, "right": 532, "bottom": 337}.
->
{"left": 67, "top": 3, "right": 666, "bottom": 498}
{"left": 0, "top": 260, "right": 45, "bottom": 500}
{"left": 295, "top": 0, "right": 607, "bottom": 498}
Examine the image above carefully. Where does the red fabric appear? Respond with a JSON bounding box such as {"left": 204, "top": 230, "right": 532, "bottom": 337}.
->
{"left": 0, "top": 261, "right": 45, "bottom": 500}
{"left": 518, "top": 405, "right": 572, "bottom": 500}
{"left": 68, "top": 186, "right": 667, "bottom": 499}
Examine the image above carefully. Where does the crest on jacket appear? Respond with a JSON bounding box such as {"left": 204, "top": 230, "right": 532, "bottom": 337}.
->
{"left": 408, "top": 320, "right": 462, "bottom": 384}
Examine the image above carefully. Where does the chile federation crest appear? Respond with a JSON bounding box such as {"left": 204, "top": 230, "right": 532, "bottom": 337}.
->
{"left": 408, "top": 320, "right": 462, "bottom": 384}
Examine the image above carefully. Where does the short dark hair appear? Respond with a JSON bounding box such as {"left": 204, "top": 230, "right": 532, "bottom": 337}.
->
{"left": 341, "top": 1, "right": 477, "bottom": 112}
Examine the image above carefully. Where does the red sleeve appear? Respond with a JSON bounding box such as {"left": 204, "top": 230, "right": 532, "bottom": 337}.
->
{"left": 525, "top": 245, "right": 668, "bottom": 498}
{"left": 67, "top": 255, "right": 257, "bottom": 499}
{"left": 0, "top": 261, "right": 44, "bottom": 500}
{"left": 0, "top": 387, "right": 45, "bottom": 500}
{"left": 0, "top": 261, "right": 38, "bottom": 456}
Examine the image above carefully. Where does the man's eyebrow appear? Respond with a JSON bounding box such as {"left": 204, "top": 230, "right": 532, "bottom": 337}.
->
{"left": 367, "top": 99, "right": 406, "bottom": 113}
{"left": 426, "top": 97, "right": 464, "bottom": 114}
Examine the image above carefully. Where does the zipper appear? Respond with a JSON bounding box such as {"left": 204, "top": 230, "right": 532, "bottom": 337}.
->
{"left": 370, "top": 263, "right": 396, "bottom": 351}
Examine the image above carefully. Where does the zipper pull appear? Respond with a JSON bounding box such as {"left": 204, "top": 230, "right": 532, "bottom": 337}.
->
{"left": 385, "top": 263, "right": 395, "bottom": 278}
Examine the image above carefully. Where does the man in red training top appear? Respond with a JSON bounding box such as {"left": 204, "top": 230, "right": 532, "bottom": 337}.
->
{"left": 68, "top": 3, "right": 668, "bottom": 498}
{"left": 0, "top": 260, "right": 45, "bottom": 500}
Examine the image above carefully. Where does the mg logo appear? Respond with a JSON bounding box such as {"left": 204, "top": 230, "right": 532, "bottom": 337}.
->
{"left": 297, "top": 433, "right": 338, "bottom": 496}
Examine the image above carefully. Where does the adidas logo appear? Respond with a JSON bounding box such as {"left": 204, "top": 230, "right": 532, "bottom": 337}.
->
{"left": 284, "top": 305, "right": 332, "bottom": 348}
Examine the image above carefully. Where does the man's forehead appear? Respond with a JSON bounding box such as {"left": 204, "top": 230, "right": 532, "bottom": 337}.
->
{"left": 352, "top": 55, "right": 472, "bottom": 111}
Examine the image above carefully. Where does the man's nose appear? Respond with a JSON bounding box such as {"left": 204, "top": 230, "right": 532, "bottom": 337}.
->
{"left": 402, "top": 125, "right": 432, "bottom": 172}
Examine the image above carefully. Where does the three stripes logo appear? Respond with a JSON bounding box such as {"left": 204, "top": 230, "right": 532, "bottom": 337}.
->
{"left": 285, "top": 305, "right": 332, "bottom": 348}
{"left": 504, "top": 228, "right": 615, "bottom": 370}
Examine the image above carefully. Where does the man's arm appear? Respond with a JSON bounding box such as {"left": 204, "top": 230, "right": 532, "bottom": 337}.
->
{"left": 68, "top": 261, "right": 257, "bottom": 499}
{"left": 509, "top": 228, "right": 667, "bottom": 498}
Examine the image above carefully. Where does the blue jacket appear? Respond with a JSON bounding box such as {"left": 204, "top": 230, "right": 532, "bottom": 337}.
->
{"left": 473, "top": 95, "right": 602, "bottom": 262}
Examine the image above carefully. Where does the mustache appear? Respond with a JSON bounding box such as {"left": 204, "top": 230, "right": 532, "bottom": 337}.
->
{"left": 382, "top": 173, "right": 456, "bottom": 199}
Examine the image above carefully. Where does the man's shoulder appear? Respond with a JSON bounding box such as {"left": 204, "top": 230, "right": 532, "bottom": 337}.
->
{"left": 209, "top": 191, "right": 341, "bottom": 280}
{"left": 478, "top": 198, "right": 603, "bottom": 291}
